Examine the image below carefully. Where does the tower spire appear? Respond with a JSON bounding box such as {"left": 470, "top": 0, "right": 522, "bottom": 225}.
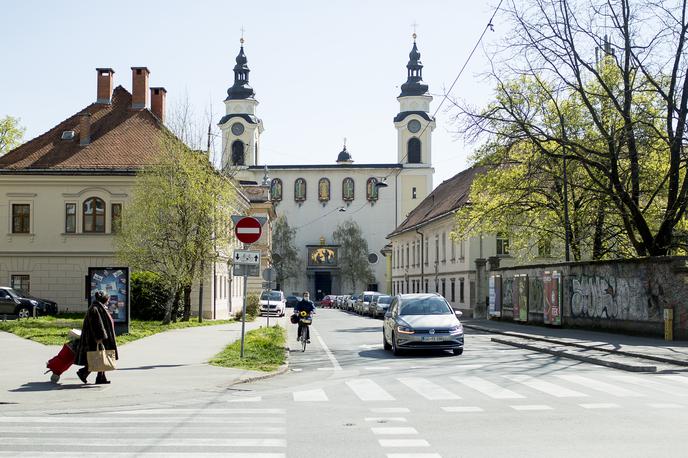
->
{"left": 399, "top": 33, "right": 428, "bottom": 97}
{"left": 226, "top": 36, "right": 255, "bottom": 100}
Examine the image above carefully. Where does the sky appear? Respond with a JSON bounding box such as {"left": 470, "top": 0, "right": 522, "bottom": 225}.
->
{"left": 0, "top": 0, "right": 506, "bottom": 188}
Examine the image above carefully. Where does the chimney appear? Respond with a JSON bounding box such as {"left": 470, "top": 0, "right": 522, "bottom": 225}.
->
{"left": 96, "top": 68, "right": 114, "bottom": 104}
{"left": 79, "top": 111, "right": 91, "bottom": 146}
{"left": 150, "top": 87, "right": 167, "bottom": 123}
{"left": 131, "top": 67, "right": 150, "bottom": 109}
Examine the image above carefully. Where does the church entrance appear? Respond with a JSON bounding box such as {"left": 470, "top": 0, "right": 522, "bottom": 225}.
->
{"left": 314, "top": 271, "right": 332, "bottom": 301}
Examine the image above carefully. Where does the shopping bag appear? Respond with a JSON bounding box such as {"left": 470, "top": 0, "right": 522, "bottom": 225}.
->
{"left": 87, "top": 343, "right": 116, "bottom": 372}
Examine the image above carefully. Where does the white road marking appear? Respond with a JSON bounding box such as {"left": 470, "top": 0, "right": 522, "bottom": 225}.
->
{"left": 291, "top": 368, "right": 303, "bottom": 372}
{"left": 372, "top": 427, "right": 419, "bottom": 435}
{"left": 317, "top": 367, "right": 336, "bottom": 371}
{"left": 379, "top": 439, "right": 430, "bottom": 448}
{"left": 108, "top": 408, "right": 284, "bottom": 415}
{"left": 371, "top": 407, "right": 410, "bottom": 413}
{"left": 503, "top": 375, "right": 587, "bottom": 398}
{"left": 555, "top": 375, "right": 643, "bottom": 397}
{"left": 659, "top": 375, "right": 688, "bottom": 386}
{"left": 0, "top": 416, "right": 285, "bottom": 424}
{"left": 293, "top": 388, "right": 328, "bottom": 402}
{"left": 455, "top": 364, "right": 484, "bottom": 370}
{"left": 312, "top": 327, "right": 342, "bottom": 371}
{"left": 0, "top": 426, "right": 287, "bottom": 434}
{"left": 441, "top": 406, "right": 483, "bottom": 413}
{"left": 365, "top": 417, "right": 408, "bottom": 422}
{"left": 0, "top": 437, "right": 286, "bottom": 447}
{"left": 0, "top": 454, "right": 285, "bottom": 458}
{"left": 347, "top": 379, "right": 395, "bottom": 401}
{"left": 452, "top": 376, "right": 525, "bottom": 399}
{"left": 647, "top": 403, "right": 682, "bottom": 409}
{"left": 510, "top": 405, "right": 553, "bottom": 411}
{"left": 364, "top": 366, "right": 392, "bottom": 371}
{"left": 387, "top": 454, "right": 442, "bottom": 458}
{"left": 228, "top": 396, "right": 262, "bottom": 402}
{"left": 398, "top": 377, "right": 461, "bottom": 400}
{"left": 579, "top": 403, "right": 620, "bottom": 409}
{"left": 607, "top": 374, "right": 688, "bottom": 397}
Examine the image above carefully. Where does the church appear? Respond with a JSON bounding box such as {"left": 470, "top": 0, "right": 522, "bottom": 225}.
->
{"left": 222, "top": 36, "right": 436, "bottom": 298}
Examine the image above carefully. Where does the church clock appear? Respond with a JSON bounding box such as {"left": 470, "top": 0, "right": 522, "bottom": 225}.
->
{"left": 407, "top": 119, "right": 421, "bottom": 133}
{"left": 231, "top": 122, "right": 245, "bottom": 135}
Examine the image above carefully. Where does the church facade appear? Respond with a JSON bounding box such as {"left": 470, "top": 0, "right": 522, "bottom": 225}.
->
{"left": 220, "top": 37, "right": 436, "bottom": 298}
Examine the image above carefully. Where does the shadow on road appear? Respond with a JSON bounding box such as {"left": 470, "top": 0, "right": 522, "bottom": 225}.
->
{"left": 117, "top": 364, "right": 187, "bottom": 371}
{"left": 335, "top": 326, "right": 381, "bottom": 333}
{"left": 10, "top": 382, "right": 101, "bottom": 392}
{"left": 358, "top": 349, "right": 457, "bottom": 360}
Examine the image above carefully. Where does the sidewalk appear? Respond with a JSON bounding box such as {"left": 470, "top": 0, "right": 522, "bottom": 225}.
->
{"left": 464, "top": 318, "right": 688, "bottom": 372}
{"left": 0, "top": 315, "right": 288, "bottom": 411}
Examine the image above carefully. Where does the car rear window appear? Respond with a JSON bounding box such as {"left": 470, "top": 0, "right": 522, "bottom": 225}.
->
{"left": 400, "top": 297, "right": 453, "bottom": 315}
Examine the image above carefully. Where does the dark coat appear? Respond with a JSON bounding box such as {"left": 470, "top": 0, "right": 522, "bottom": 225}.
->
{"left": 75, "top": 301, "right": 119, "bottom": 368}
{"left": 294, "top": 299, "right": 315, "bottom": 315}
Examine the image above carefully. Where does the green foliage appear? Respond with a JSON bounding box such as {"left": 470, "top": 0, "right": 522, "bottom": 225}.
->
{"left": 234, "top": 293, "right": 260, "bottom": 320}
{"left": 209, "top": 325, "right": 286, "bottom": 372}
{"left": 333, "top": 220, "right": 374, "bottom": 292}
{"left": 130, "top": 271, "right": 171, "bottom": 321}
{"left": 0, "top": 115, "right": 25, "bottom": 155}
{"left": 271, "top": 216, "right": 301, "bottom": 289}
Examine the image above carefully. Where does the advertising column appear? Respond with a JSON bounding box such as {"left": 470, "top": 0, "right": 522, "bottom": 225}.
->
{"left": 543, "top": 271, "right": 562, "bottom": 326}
{"left": 88, "top": 267, "right": 130, "bottom": 335}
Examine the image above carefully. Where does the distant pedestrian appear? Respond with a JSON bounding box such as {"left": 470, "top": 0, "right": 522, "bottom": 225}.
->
{"left": 75, "top": 290, "right": 118, "bottom": 384}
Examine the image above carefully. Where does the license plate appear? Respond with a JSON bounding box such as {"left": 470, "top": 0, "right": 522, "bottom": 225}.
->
{"left": 422, "top": 336, "right": 444, "bottom": 342}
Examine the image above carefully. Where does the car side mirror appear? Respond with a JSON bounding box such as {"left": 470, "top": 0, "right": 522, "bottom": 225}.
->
{"left": 454, "top": 310, "right": 463, "bottom": 318}
{"left": 384, "top": 311, "right": 392, "bottom": 318}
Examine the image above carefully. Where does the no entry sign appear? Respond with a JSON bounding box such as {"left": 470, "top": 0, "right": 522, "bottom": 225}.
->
{"left": 234, "top": 216, "right": 262, "bottom": 244}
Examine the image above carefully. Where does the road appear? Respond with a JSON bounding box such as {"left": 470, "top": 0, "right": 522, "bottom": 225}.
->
{"left": 2, "top": 308, "right": 688, "bottom": 457}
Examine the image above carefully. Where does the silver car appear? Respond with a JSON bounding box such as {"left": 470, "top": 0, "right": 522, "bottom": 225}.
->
{"left": 383, "top": 293, "right": 464, "bottom": 356}
{"left": 371, "top": 295, "right": 393, "bottom": 319}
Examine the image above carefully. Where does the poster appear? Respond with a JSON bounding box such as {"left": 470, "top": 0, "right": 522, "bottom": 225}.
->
{"left": 543, "top": 271, "right": 562, "bottom": 326}
{"left": 88, "top": 267, "right": 129, "bottom": 323}
{"left": 513, "top": 274, "right": 529, "bottom": 322}
{"left": 488, "top": 275, "right": 502, "bottom": 317}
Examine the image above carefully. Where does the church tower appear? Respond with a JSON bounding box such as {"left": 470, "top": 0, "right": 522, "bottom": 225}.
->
{"left": 394, "top": 34, "right": 435, "bottom": 165}
{"left": 219, "top": 39, "right": 264, "bottom": 171}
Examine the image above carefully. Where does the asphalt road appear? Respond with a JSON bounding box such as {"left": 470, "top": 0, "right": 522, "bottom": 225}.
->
{"left": 3, "top": 308, "right": 688, "bottom": 457}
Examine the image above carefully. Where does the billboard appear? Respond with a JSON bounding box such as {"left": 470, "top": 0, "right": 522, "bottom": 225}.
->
{"left": 513, "top": 274, "right": 529, "bottom": 322}
{"left": 488, "top": 275, "right": 502, "bottom": 318}
{"left": 543, "top": 271, "right": 562, "bottom": 326}
{"left": 88, "top": 267, "right": 129, "bottom": 324}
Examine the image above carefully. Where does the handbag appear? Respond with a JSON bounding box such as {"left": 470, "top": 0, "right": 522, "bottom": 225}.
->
{"left": 87, "top": 343, "right": 116, "bottom": 372}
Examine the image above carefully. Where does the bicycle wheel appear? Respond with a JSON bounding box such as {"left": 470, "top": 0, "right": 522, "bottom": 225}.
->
{"left": 300, "top": 326, "right": 307, "bottom": 352}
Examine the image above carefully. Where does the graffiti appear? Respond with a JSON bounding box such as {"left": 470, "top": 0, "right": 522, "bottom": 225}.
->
{"left": 570, "top": 275, "right": 642, "bottom": 320}
{"left": 529, "top": 277, "right": 544, "bottom": 314}
{"left": 502, "top": 277, "right": 514, "bottom": 308}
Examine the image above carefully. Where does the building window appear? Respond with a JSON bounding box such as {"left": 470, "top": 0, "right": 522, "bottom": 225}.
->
{"left": 434, "top": 235, "right": 439, "bottom": 265}
{"left": 65, "top": 203, "right": 76, "bottom": 233}
{"left": 366, "top": 178, "right": 379, "bottom": 202}
{"left": 412, "top": 187, "right": 417, "bottom": 199}
{"left": 11, "top": 204, "right": 30, "bottom": 234}
{"left": 451, "top": 237, "right": 456, "bottom": 261}
{"left": 424, "top": 239, "right": 429, "bottom": 265}
{"left": 424, "top": 279, "right": 428, "bottom": 293}
{"left": 451, "top": 278, "right": 456, "bottom": 302}
{"left": 406, "top": 244, "right": 410, "bottom": 269}
{"left": 459, "top": 239, "right": 465, "bottom": 259}
{"left": 342, "top": 177, "right": 355, "bottom": 201}
{"left": 11, "top": 274, "right": 30, "bottom": 293}
{"left": 270, "top": 178, "right": 283, "bottom": 201}
{"left": 231, "top": 140, "right": 245, "bottom": 166}
{"left": 83, "top": 197, "right": 105, "bottom": 233}
{"left": 441, "top": 279, "right": 446, "bottom": 298}
{"left": 111, "top": 203, "right": 122, "bottom": 234}
{"left": 435, "top": 279, "right": 439, "bottom": 293}
{"left": 318, "top": 178, "right": 330, "bottom": 202}
{"left": 294, "top": 178, "right": 307, "bottom": 202}
{"left": 459, "top": 278, "right": 465, "bottom": 303}
{"left": 496, "top": 232, "right": 510, "bottom": 256}
{"left": 442, "top": 233, "right": 447, "bottom": 262}
{"left": 408, "top": 138, "right": 421, "bottom": 163}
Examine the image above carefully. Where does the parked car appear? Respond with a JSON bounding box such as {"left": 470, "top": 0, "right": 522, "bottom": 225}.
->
{"left": 336, "top": 295, "right": 349, "bottom": 309}
{"left": 319, "top": 295, "right": 335, "bottom": 308}
{"left": 345, "top": 294, "right": 359, "bottom": 312}
{"left": 383, "top": 293, "right": 464, "bottom": 356}
{"left": 0, "top": 287, "right": 58, "bottom": 318}
{"left": 286, "top": 295, "right": 302, "bottom": 308}
{"left": 356, "top": 291, "right": 383, "bottom": 315}
{"left": 259, "top": 290, "right": 286, "bottom": 316}
{"left": 371, "top": 295, "right": 393, "bottom": 319}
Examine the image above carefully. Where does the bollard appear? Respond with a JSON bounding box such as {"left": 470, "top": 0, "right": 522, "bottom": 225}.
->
{"left": 664, "top": 308, "right": 673, "bottom": 341}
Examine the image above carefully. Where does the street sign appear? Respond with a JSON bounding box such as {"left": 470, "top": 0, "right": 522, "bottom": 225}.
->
{"left": 234, "top": 217, "right": 262, "bottom": 244}
{"left": 233, "top": 249, "right": 261, "bottom": 265}
{"left": 233, "top": 264, "right": 260, "bottom": 277}
{"left": 262, "top": 281, "right": 276, "bottom": 289}
{"left": 262, "top": 267, "right": 277, "bottom": 282}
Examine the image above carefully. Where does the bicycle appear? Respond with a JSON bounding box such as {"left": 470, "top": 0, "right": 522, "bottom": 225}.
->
{"left": 297, "top": 310, "right": 313, "bottom": 352}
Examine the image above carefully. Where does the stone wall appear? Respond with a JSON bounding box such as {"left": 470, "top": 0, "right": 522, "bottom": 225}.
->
{"left": 486, "top": 256, "right": 688, "bottom": 340}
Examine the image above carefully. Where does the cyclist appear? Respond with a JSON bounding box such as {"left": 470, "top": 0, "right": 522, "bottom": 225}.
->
{"left": 294, "top": 291, "right": 316, "bottom": 343}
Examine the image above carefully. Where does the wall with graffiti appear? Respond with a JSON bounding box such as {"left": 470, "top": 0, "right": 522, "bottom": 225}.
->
{"left": 488, "top": 257, "right": 688, "bottom": 339}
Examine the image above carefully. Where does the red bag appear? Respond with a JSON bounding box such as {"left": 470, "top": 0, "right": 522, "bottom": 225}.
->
{"left": 47, "top": 343, "right": 75, "bottom": 376}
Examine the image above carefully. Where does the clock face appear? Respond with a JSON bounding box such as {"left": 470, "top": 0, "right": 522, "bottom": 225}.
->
{"left": 408, "top": 119, "right": 421, "bottom": 133}
{"left": 231, "top": 122, "right": 245, "bottom": 136}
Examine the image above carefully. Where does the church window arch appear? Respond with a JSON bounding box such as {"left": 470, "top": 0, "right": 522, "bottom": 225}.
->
{"left": 366, "top": 177, "right": 379, "bottom": 202}
{"left": 231, "top": 140, "right": 245, "bottom": 166}
{"left": 270, "top": 178, "right": 283, "bottom": 202}
{"left": 408, "top": 137, "right": 421, "bottom": 163}
{"left": 294, "top": 178, "right": 307, "bottom": 202}
{"left": 318, "top": 178, "right": 330, "bottom": 202}
{"left": 342, "top": 177, "right": 355, "bottom": 201}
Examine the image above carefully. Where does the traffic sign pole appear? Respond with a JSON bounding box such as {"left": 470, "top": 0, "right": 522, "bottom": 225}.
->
{"left": 240, "top": 273, "right": 247, "bottom": 358}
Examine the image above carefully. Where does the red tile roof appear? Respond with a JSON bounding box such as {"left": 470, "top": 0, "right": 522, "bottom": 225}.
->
{"left": 0, "top": 86, "right": 164, "bottom": 172}
{"left": 388, "top": 165, "right": 489, "bottom": 237}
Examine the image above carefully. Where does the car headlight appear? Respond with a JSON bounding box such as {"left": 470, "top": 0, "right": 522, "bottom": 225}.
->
{"left": 449, "top": 324, "right": 464, "bottom": 335}
{"left": 397, "top": 325, "right": 415, "bottom": 335}
{"left": 29, "top": 300, "right": 39, "bottom": 306}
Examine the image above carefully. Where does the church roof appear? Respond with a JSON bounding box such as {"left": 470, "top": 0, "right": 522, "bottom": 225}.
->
{"left": 336, "top": 145, "right": 353, "bottom": 163}
{"left": 388, "top": 165, "right": 489, "bottom": 237}
{"left": 0, "top": 86, "right": 165, "bottom": 173}
{"left": 248, "top": 164, "right": 403, "bottom": 170}
{"left": 226, "top": 44, "right": 255, "bottom": 100}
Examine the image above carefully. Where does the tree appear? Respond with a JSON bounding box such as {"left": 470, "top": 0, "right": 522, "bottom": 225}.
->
{"left": 333, "top": 220, "right": 373, "bottom": 292}
{"left": 0, "top": 115, "right": 25, "bottom": 155}
{"left": 454, "top": 0, "right": 688, "bottom": 257}
{"left": 116, "top": 131, "right": 237, "bottom": 324}
{"left": 271, "top": 216, "right": 301, "bottom": 291}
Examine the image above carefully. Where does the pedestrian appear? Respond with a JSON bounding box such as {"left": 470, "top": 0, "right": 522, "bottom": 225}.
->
{"left": 75, "top": 290, "right": 118, "bottom": 384}
{"left": 293, "top": 291, "right": 316, "bottom": 343}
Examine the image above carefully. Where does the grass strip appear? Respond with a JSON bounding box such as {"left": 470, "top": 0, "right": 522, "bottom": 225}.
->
{"left": 0, "top": 315, "right": 234, "bottom": 346}
{"left": 210, "top": 325, "right": 286, "bottom": 372}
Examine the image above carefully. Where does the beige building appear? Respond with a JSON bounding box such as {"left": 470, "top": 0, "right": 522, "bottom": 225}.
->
{"left": 0, "top": 67, "right": 257, "bottom": 318}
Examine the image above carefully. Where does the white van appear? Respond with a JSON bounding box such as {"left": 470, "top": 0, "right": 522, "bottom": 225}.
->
{"left": 259, "top": 290, "right": 286, "bottom": 316}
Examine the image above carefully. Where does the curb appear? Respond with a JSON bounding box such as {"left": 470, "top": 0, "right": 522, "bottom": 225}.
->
{"left": 491, "top": 337, "right": 657, "bottom": 373}
{"left": 465, "top": 323, "right": 688, "bottom": 367}
{"left": 231, "top": 347, "right": 290, "bottom": 386}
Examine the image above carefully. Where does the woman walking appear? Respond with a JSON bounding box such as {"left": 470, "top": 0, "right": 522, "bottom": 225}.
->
{"left": 75, "top": 290, "right": 118, "bottom": 384}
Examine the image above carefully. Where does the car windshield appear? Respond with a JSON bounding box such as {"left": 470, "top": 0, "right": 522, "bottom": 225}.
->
{"left": 378, "top": 296, "right": 392, "bottom": 304}
{"left": 4, "top": 288, "right": 19, "bottom": 299}
{"left": 400, "top": 297, "right": 453, "bottom": 315}
{"left": 261, "top": 292, "right": 282, "bottom": 301}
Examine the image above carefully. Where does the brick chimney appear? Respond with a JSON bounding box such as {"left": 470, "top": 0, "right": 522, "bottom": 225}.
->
{"left": 150, "top": 87, "right": 167, "bottom": 123}
{"left": 79, "top": 111, "right": 91, "bottom": 146}
{"left": 131, "top": 67, "right": 150, "bottom": 110}
{"left": 96, "top": 68, "right": 114, "bottom": 104}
